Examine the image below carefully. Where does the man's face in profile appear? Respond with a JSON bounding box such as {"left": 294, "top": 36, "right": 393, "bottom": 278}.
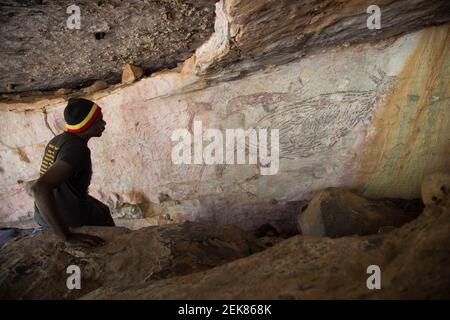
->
{"left": 86, "top": 112, "right": 106, "bottom": 137}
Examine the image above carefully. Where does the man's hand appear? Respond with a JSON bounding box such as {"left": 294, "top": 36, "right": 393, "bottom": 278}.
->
{"left": 64, "top": 232, "right": 105, "bottom": 248}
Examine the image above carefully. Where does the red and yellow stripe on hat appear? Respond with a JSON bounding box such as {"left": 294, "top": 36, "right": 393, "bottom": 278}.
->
{"left": 65, "top": 103, "right": 101, "bottom": 133}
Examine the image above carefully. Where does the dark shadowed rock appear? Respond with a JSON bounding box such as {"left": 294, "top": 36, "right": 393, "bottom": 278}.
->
{"left": 81, "top": 80, "right": 108, "bottom": 94}
{"left": 0, "top": 0, "right": 217, "bottom": 94}
{"left": 297, "top": 188, "right": 417, "bottom": 237}
{"left": 0, "top": 221, "right": 261, "bottom": 299}
{"left": 421, "top": 172, "right": 450, "bottom": 208}
{"left": 83, "top": 193, "right": 450, "bottom": 299}
{"left": 196, "top": 0, "right": 450, "bottom": 81}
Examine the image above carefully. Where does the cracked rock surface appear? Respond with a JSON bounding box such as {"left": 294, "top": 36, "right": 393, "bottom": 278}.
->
{"left": 83, "top": 196, "right": 450, "bottom": 299}
{"left": 0, "top": 22, "right": 449, "bottom": 229}
{"left": 0, "top": 0, "right": 216, "bottom": 93}
{"left": 194, "top": 0, "right": 450, "bottom": 81}
{"left": 0, "top": 0, "right": 449, "bottom": 238}
{"left": 0, "top": 221, "right": 261, "bottom": 299}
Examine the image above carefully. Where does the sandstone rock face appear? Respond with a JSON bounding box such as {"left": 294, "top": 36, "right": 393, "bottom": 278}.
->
{"left": 121, "top": 64, "right": 144, "bottom": 84}
{"left": 81, "top": 81, "right": 108, "bottom": 94}
{"left": 0, "top": 0, "right": 448, "bottom": 300}
{"left": 0, "top": 2, "right": 449, "bottom": 232}
{"left": 297, "top": 188, "right": 418, "bottom": 237}
{"left": 0, "top": 0, "right": 216, "bottom": 93}
{"left": 0, "top": 221, "right": 260, "bottom": 299}
{"left": 55, "top": 88, "right": 74, "bottom": 96}
{"left": 195, "top": 0, "right": 450, "bottom": 79}
{"left": 83, "top": 199, "right": 450, "bottom": 299}
{"left": 421, "top": 172, "right": 450, "bottom": 208}
{"left": 1, "top": 24, "right": 448, "bottom": 231}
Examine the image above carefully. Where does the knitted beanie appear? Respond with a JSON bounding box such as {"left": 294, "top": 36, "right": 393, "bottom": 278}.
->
{"left": 64, "top": 98, "right": 101, "bottom": 133}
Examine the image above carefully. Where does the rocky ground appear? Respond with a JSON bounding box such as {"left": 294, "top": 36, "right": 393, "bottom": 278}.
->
{"left": 0, "top": 221, "right": 262, "bottom": 299}
{"left": 1, "top": 0, "right": 449, "bottom": 301}
{"left": 1, "top": 173, "right": 448, "bottom": 300}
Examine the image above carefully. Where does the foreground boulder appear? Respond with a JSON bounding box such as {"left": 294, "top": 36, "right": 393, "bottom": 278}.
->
{"left": 84, "top": 196, "right": 450, "bottom": 299}
{"left": 0, "top": 221, "right": 261, "bottom": 299}
{"left": 421, "top": 172, "right": 450, "bottom": 208}
{"left": 297, "top": 188, "right": 419, "bottom": 237}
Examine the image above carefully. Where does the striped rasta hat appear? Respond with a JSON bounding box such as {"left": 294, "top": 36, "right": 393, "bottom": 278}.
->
{"left": 64, "top": 98, "right": 102, "bottom": 133}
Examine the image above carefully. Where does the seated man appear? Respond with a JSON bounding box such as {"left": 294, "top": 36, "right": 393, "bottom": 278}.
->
{"left": 32, "top": 98, "right": 114, "bottom": 248}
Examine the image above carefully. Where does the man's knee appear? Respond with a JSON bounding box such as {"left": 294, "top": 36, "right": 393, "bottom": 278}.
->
{"left": 89, "top": 197, "right": 115, "bottom": 226}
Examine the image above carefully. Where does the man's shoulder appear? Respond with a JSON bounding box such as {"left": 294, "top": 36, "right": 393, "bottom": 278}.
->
{"left": 48, "top": 132, "right": 87, "bottom": 149}
{"left": 48, "top": 133, "right": 90, "bottom": 159}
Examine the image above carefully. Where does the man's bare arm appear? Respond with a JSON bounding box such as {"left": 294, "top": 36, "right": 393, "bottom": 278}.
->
{"left": 31, "top": 160, "right": 104, "bottom": 247}
{"left": 32, "top": 160, "right": 72, "bottom": 239}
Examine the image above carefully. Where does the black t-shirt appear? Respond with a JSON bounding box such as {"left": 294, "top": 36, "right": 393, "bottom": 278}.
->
{"left": 34, "top": 132, "right": 95, "bottom": 227}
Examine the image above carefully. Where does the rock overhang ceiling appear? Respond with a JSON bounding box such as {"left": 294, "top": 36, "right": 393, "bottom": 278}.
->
{"left": 0, "top": 0, "right": 217, "bottom": 93}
